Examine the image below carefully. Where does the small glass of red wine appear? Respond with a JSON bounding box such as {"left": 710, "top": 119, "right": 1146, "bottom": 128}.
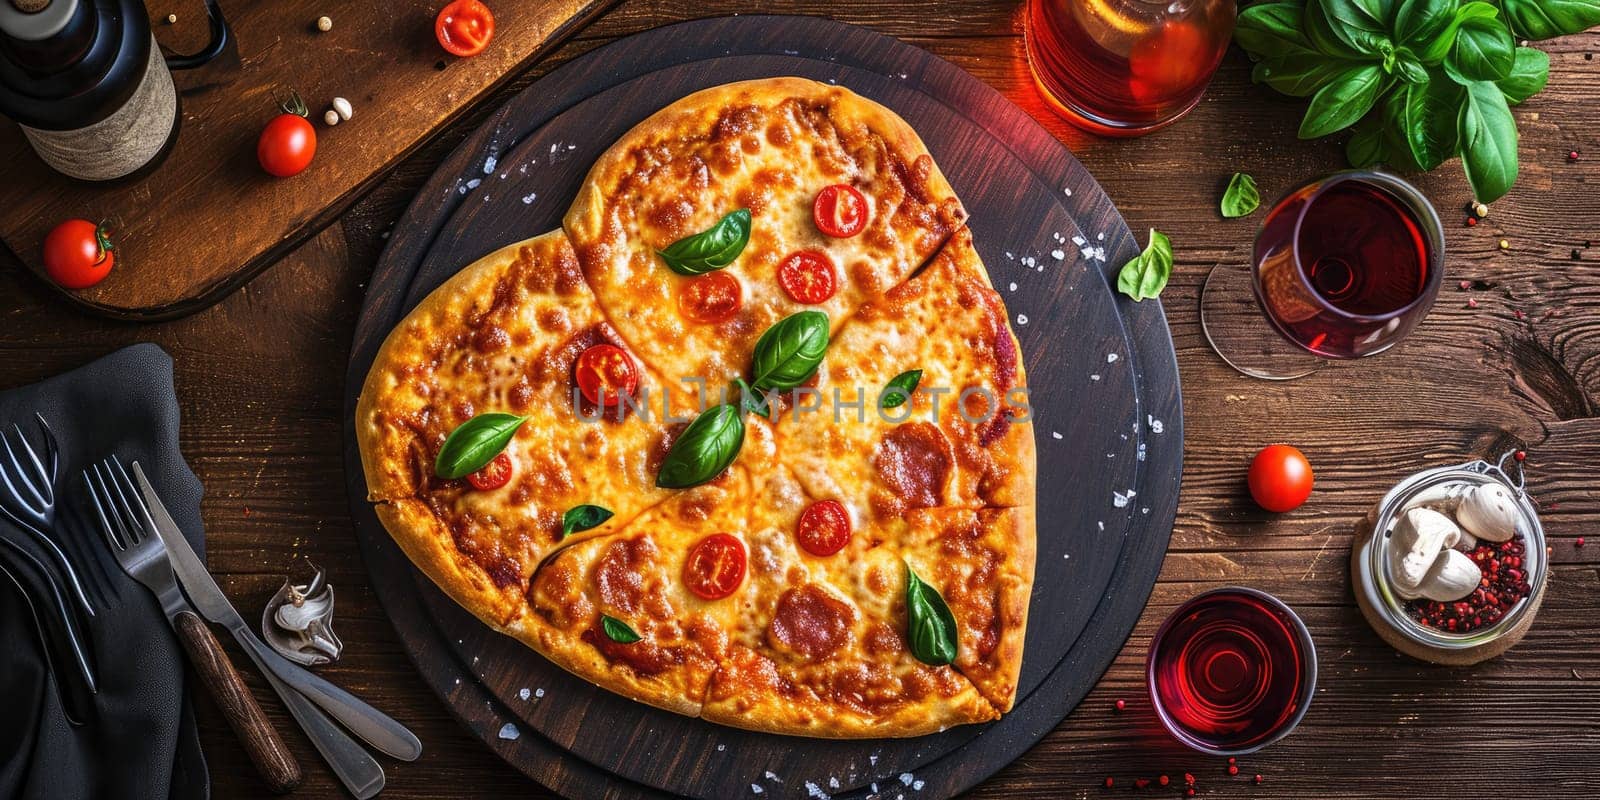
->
{"left": 1147, "top": 587, "right": 1317, "bottom": 755}
{"left": 1200, "top": 171, "right": 1445, "bottom": 380}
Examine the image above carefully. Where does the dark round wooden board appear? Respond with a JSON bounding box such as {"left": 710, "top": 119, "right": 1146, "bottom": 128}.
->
{"left": 341, "top": 15, "right": 1183, "bottom": 800}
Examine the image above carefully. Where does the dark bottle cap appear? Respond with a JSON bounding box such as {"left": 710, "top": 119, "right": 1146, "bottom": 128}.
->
{"left": 0, "top": 0, "right": 149, "bottom": 130}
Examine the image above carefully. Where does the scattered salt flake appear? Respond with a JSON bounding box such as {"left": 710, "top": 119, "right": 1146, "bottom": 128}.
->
{"left": 1138, "top": 443, "right": 1147, "bottom": 461}
{"left": 1052, "top": 431, "right": 1063, "bottom": 440}
{"left": 914, "top": 780, "right": 925, "bottom": 791}
{"left": 1080, "top": 245, "right": 1096, "bottom": 258}
{"left": 1090, "top": 373, "right": 1101, "bottom": 381}
{"left": 535, "top": 688, "right": 545, "bottom": 698}
{"left": 1021, "top": 255, "right": 1037, "bottom": 268}
{"left": 1050, "top": 249, "right": 1066, "bottom": 260}
{"left": 829, "top": 777, "right": 841, "bottom": 789}
{"left": 483, "top": 154, "right": 498, "bottom": 174}
{"left": 1107, "top": 352, "right": 1119, "bottom": 363}
{"left": 1141, "top": 507, "right": 1150, "bottom": 514}
{"left": 870, "top": 755, "right": 879, "bottom": 766}
{"left": 1071, "top": 234, "right": 1087, "bottom": 246}
{"left": 805, "top": 781, "right": 830, "bottom": 799}
{"left": 464, "top": 178, "right": 481, "bottom": 191}
{"left": 872, "top": 784, "right": 880, "bottom": 794}
{"left": 1097, "top": 232, "right": 1105, "bottom": 241}
{"left": 1148, "top": 415, "right": 1165, "bottom": 434}
{"left": 1004, "top": 251, "right": 1014, "bottom": 260}
{"left": 716, "top": 743, "right": 726, "bottom": 751}
{"left": 1097, "top": 521, "right": 1105, "bottom": 531}
{"left": 751, "top": 785, "right": 764, "bottom": 795}
{"left": 497, "top": 723, "right": 520, "bottom": 740}
{"left": 521, "top": 192, "right": 537, "bottom": 204}
{"left": 765, "top": 771, "right": 783, "bottom": 783}
{"left": 518, "top": 688, "right": 530, "bottom": 701}
{"left": 1016, "top": 314, "right": 1029, "bottom": 325}
{"left": 900, "top": 773, "right": 915, "bottom": 786}
{"left": 1063, "top": 187, "right": 1073, "bottom": 197}
{"left": 1007, "top": 281, "right": 1017, "bottom": 292}
{"left": 1113, "top": 489, "right": 1136, "bottom": 508}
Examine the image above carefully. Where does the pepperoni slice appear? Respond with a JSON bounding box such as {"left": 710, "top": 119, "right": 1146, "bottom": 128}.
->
{"left": 813, "top": 184, "right": 868, "bottom": 238}
{"left": 683, "top": 533, "right": 747, "bottom": 600}
{"left": 574, "top": 344, "right": 638, "bottom": 406}
{"left": 466, "top": 452, "right": 512, "bottom": 491}
{"left": 678, "top": 272, "right": 743, "bottom": 324}
{"left": 777, "top": 250, "right": 838, "bottom": 304}
{"left": 796, "top": 500, "right": 851, "bottom": 556}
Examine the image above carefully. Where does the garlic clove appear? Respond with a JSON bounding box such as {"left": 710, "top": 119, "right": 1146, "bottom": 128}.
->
{"left": 1454, "top": 527, "right": 1479, "bottom": 552}
{"left": 1389, "top": 507, "right": 1462, "bottom": 591}
{"left": 1456, "top": 483, "right": 1517, "bottom": 543}
{"left": 1416, "top": 549, "right": 1484, "bottom": 602}
{"left": 1403, "top": 482, "right": 1473, "bottom": 515}
{"left": 332, "top": 97, "right": 353, "bottom": 122}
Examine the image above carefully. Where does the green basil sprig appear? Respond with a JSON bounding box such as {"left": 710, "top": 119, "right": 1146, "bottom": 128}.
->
{"left": 561, "top": 504, "right": 613, "bottom": 538}
{"left": 657, "top": 209, "right": 751, "bottom": 275}
{"left": 655, "top": 404, "right": 745, "bottom": 489}
{"left": 1220, "top": 173, "right": 1262, "bottom": 218}
{"left": 749, "top": 311, "right": 829, "bottom": 393}
{"left": 880, "top": 369, "right": 923, "bottom": 409}
{"left": 1116, "top": 229, "right": 1173, "bottom": 303}
{"left": 905, "top": 565, "right": 958, "bottom": 666}
{"left": 435, "top": 413, "right": 527, "bottom": 479}
{"left": 1234, "top": 0, "right": 1590, "bottom": 202}
{"left": 601, "top": 615, "right": 641, "bottom": 644}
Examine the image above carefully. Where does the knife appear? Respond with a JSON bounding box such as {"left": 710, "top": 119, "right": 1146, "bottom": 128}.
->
{"left": 130, "top": 464, "right": 423, "bottom": 762}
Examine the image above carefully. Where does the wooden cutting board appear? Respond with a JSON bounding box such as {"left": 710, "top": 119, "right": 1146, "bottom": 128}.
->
{"left": 0, "top": 0, "right": 614, "bottom": 320}
{"left": 342, "top": 15, "right": 1183, "bottom": 800}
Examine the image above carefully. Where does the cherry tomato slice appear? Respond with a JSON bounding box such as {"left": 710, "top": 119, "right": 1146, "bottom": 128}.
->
{"left": 42, "top": 219, "right": 114, "bottom": 289}
{"left": 574, "top": 344, "right": 638, "bottom": 406}
{"left": 1247, "top": 444, "right": 1314, "bottom": 512}
{"left": 435, "top": 0, "right": 495, "bottom": 57}
{"left": 466, "top": 452, "right": 512, "bottom": 491}
{"left": 683, "top": 533, "right": 747, "bottom": 600}
{"left": 796, "top": 500, "right": 851, "bottom": 557}
{"left": 776, "top": 250, "right": 838, "bottom": 304}
{"left": 678, "top": 272, "right": 743, "bottom": 324}
{"left": 813, "top": 184, "right": 868, "bottom": 238}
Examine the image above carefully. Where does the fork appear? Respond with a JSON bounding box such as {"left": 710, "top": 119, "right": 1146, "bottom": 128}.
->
{"left": 0, "top": 413, "right": 94, "bottom": 616}
{"left": 86, "top": 460, "right": 304, "bottom": 793}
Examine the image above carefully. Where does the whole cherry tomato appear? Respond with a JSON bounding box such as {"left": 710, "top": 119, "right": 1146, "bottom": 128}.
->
{"left": 1248, "top": 444, "right": 1314, "bottom": 512}
{"left": 42, "top": 219, "right": 114, "bottom": 289}
{"left": 813, "top": 184, "right": 868, "bottom": 237}
{"left": 257, "top": 92, "right": 316, "bottom": 177}
{"left": 574, "top": 344, "right": 638, "bottom": 406}
{"left": 436, "top": 0, "right": 495, "bottom": 57}
{"left": 466, "top": 452, "right": 513, "bottom": 491}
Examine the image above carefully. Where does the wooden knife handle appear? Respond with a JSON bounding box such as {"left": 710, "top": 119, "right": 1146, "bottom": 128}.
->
{"left": 174, "top": 609, "right": 303, "bottom": 793}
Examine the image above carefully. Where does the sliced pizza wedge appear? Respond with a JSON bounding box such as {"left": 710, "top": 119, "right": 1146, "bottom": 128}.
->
{"left": 777, "top": 226, "right": 1036, "bottom": 520}
{"left": 563, "top": 77, "right": 966, "bottom": 391}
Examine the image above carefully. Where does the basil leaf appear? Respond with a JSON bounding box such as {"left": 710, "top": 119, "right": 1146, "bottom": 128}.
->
{"left": 1220, "top": 173, "right": 1262, "bottom": 218}
{"left": 601, "top": 615, "right": 641, "bottom": 644}
{"left": 880, "top": 370, "right": 923, "bottom": 409}
{"left": 1448, "top": 11, "right": 1516, "bottom": 81}
{"left": 1252, "top": 54, "right": 1361, "bottom": 97}
{"left": 1116, "top": 229, "right": 1174, "bottom": 302}
{"left": 905, "top": 565, "right": 958, "bottom": 667}
{"left": 1311, "top": 0, "right": 1394, "bottom": 54}
{"left": 1235, "top": 2, "right": 1314, "bottom": 52}
{"left": 1458, "top": 80, "right": 1519, "bottom": 202}
{"left": 1498, "top": 0, "right": 1600, "bottom": 40}
{"left": 1394, "top": 0, "right": 1455, "bottom": 45}
{"left": 1299, "top": 64, "right": 1386, "bottom": 138}
{"left": 561, "top": 504, "right": 613, "bottom": 538}
{"left": 1497, "top": 46, "right": 1549, "bottom": 104}
{"left": 435, "top": 412, "right": 527, "bottom": 479}
{"left": 1418, "top": 2, "right": 1500, "bottom": 62}
{"left": 1391, "top": 50, "right": 1429, "bottom": 83}
{"left": 750, "top": 311, "right": 830, "bottom": 393}
{"left": 1398, "top": 73, "right": 1463, "bottom": 170}
{"left": 655, "top": 404, "right": 745, "bottom": 489}
{"left": 1346, "top": 116, "right": 1389, "bottom": 167}
{"left": 657, "top": 209, "right": 751, "bottom": 276}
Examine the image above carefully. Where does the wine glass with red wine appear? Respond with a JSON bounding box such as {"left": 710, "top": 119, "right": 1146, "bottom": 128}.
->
{"left": 1200, "top": 171, "right": 1445, "bottom": 380}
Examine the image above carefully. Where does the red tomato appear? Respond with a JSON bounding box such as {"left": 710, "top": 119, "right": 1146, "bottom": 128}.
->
{"left": 466, "top": 452, "right": 513, "bottom": 491}
{"left": 813, "top": 184, "right": 868, "bottom": 238}
{"left": 1248, "top": 444, "right": 1314, "bottom": 512}
{"left": 777, "top": 250, "right": 838, "bottom": 304}
{"left": 574, "top": 344, "right": 638, "bottom": 406}
{"left": 257, "top": 113, "right": 316, "bottom": 177}
{"left": 677, "top": 272, "right": 743, "bottom": 323}
{"left": 42, "top": 219, "right": 114, "bottom": 289}
{"left": 796, "top": 500, "right": 851, "bottom": 557}
{"left": 436, "top": 0, "right": 495, "bottom": 57}
{"left": 683, "top": 533, "right": 746, "bottom": 600}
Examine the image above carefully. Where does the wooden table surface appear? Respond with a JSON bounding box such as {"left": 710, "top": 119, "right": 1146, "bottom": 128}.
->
{"left": 2, "top": 2, "right": 1597, "bottom": 798}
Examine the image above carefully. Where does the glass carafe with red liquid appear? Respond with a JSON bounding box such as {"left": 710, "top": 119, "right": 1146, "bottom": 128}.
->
{"left": 1148, "top": 587, "right": 1317, "bottom": 755}
{"left": 1026, "top": 0, "right": 1235, "bottom": 136}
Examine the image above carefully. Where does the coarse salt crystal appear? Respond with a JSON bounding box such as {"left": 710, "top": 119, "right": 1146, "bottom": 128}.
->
{"left": 518, "top": 688, "right": 530, "bottom": 700}
{"left": 497, "top": 723, "right": 520, "bottom": 740}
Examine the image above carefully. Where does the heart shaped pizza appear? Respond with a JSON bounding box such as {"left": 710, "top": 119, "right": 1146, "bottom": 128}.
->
{"left": 356, "top": 78, "right": 1036, "bottom": 738}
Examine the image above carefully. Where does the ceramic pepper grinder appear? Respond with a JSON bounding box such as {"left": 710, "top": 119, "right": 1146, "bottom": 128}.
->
{"left": 0, "top": 0, "right": 229, "bottom": 181}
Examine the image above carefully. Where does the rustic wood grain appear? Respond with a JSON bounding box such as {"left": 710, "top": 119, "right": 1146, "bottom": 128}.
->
{"left": 0, "top": 0, "right": 616, "bottom": 320}
{"left": 1, "top": 1, "right": 1597, "bottom": 798}
{"left": 173, "top": 608, "right": 302, "bottom": 794}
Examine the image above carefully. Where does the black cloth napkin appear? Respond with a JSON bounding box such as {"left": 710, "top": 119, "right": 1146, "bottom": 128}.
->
{"left": 0, "top": 343, "right": 209, "bottom": 800}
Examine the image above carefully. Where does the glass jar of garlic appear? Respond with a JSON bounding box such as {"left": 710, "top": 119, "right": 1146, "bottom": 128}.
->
{"left": 1351, "top": 454, "right": 1547, "bottom": 665}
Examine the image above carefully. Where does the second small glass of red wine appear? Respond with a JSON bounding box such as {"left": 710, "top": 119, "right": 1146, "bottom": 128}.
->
{"left": 1148, "top": 588, "right": 1316, "bottom": 755}
{"left": 1252, "top": 172, "right": 1444, "bottom": 359}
